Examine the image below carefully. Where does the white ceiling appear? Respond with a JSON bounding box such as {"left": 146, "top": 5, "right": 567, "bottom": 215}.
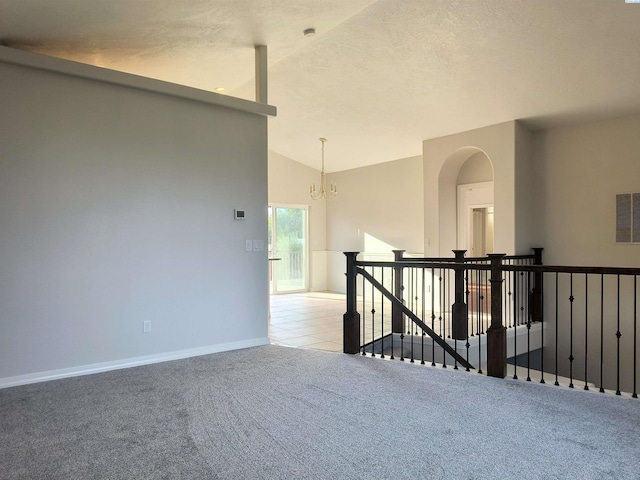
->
{"left": 2, "top": 0, "right": 640, "bottom": 172}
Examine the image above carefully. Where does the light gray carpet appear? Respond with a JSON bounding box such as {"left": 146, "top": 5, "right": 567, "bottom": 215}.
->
{"left": 1, "top": 345, "right": 639, "bottom": 479}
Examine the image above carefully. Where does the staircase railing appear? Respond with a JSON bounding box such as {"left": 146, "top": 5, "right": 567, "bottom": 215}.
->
{"left": 505, "top": 263, "right": 640, "bottom": 396}
{"left": 344, "top": 248, "right": 640, "bottom": 396}
{"left": 344, "top": 250, "right": 530, "bottom": 373}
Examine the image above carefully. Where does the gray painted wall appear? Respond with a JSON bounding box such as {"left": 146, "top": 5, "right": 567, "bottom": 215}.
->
{"left": 0, "top": 52, "right": 269, "bottom": 383}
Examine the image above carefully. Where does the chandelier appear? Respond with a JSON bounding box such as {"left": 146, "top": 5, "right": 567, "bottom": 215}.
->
{"left": 310, "top": 137, "right": 337, "bottom": 200}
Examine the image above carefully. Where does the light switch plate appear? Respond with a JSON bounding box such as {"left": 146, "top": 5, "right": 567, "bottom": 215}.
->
{"left": 253, "top": 240, "right": 264, "bottom": 252}
{"left": 245, "top": 240, "right": 253, "bottom": 251}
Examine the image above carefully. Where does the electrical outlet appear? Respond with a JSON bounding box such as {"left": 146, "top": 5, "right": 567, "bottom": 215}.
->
{"left": 143, "top": 320, "right": 151, "bottom": 333}
{"left": 253, "top": 239, "right": 264, "bottom": 252}
{"left": 246, "top": 240, "right": 253, "bottom": 251}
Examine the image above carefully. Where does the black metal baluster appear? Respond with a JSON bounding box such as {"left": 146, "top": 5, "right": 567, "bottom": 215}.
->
{"left": 362, "top": 271, "right": 366, "bottom": 356}
{"left": 540, "top": 271, "right": 546, "bottom": 384}
{"left": 479, "top": 265, "right": 484, "bottom": 334}
{"left": 616, "top": 275, "right": 621, "bottom": 395}
{"left": 421, "top": 268, "right": 426, "bottom": 366}
{"left": 442, "top": 270, "right": 447, "bottom": 368}
{"left": 438, "top": 273, "right": 443, "bottom": 366}
{"left": 527, "top": 271, "right": 531, "bottom": 382}
{"left": 507, "top": 267, "right": 513, "bottom": 328}
{"left": 633, "top": 275, "right": 637, "bottom": 399}
{"left": 584, "top": 274, "right": 589, "bottom": 390}
{"left": 401, "top": 269, "right": 406, "bottom": 337}
{"left": 599, "top": 274, "right": 604, "bottom": 392}
{"left": 520, "top": 271, "right": 526, "bottom": 326}
{"left": 476, "top": 269, "right": 481, "bottom": 336}
{"left": 513, "top": 269, "right": 518, "bottom": 380}
{"left": 371, "top": 267, "right": 376, "bottom": 357}
{"left": 380, "top": 267, "right": 385, "bottom": 359}
{"left": 407, "top": 268, "right": 412, "bottom": 335}
{"left": 460, "top": 264, "right": 469, "bottom": 371}
{"left": 555, "top": 273, "right": 559, "bottom": 386}
{"left": 454, "top": 268, "right": 459, "bottom": 371}
{"left": 400, "top": 267, "right": 405, "bottom": 362}
{"left": 453, "top": 266, "right": 459, "bottom": 370}
{"left": 569, "top": 273, "right": 574, "bottom": 388}
{"left": 448, "top": 270, "right": 452, "bottom": 338}
{"left": 409, "top": 267, "right": 415, "bottom": 364}
{"left": 482, "top": 266, "right": 488, "bottom": 334}
{"left": 431, "top": 267, "right": 436, "bottom": 367}
{"left": 414, "top": 267, "right": 419, "bottom": 336}
{"left": 408, "top": 267, "right": 413, "bottom": 334}
{"left": 477, "top": 317, "right": 483, "bottom": 375}
{"left": 465, "top": 268, "right": 471, "bottom": 337}
{"left": 469, "top": 268, "right": 475, "bottom": 337}
{"left": 476, "top": 264, "right": 482, "bottom": 375}
{"left": 390, "top": 268, "right": 395, "bottom": 361}
{"left": 465, "top": 265, "right": 472, "bottom": 372}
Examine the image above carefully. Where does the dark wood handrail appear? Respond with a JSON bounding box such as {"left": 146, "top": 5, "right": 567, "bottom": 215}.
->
{"left": 504, "top": 264, "right": 640, "bottom": 276}
{"left": 503, "top": 254, "right": 536, "bottom": 260}
{"left": 355, "top": 260, "right": 491, "bottom": 270}
{"left": 355, "top": 259, "right": 640, "bottom": 277}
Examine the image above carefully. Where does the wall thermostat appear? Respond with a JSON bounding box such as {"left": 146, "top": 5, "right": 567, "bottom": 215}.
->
{"left": 234, "top": 209, "right": 246, "bottom": 220}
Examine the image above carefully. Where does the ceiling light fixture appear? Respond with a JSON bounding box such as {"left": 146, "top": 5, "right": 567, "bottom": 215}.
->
{"left": 304, "top": 28, "right": 316, "bottom": 37}
{"left": 215, "top": 87, "right": 225, "bottom": 93}
{"left": 310, "top": 138, "right": 337, "bottom": 200}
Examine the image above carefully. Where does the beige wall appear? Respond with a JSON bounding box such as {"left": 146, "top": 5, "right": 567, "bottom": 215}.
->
{"left": 326, "top": 155, "right": 424, "bottom": 254}
{"left": 423, "top": 121, "right": 535, "bottom": 257}
{"left": 268, "top": 151, "right": 327, "bottom": 291}
{"left": 325, "top": 155, "right": 423, "bottom": 292}
{"left": 531, "top": 114, "right": 640, "bottom": 391}
{"left": 456, "top": 151, "right": 493, "bottom": 185}
{"left": 268, "top": 153, "right": 424, "bottom": 293}
{"left": 532, "top": 114, "right": 640, "bottom": 267}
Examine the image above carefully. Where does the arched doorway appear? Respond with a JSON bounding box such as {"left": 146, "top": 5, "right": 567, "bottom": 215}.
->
{"left": 436, "top": 147, "right": 494, "bottom": 256}
{"left": 456, "top": 151, "right": 494, "bottom": 256}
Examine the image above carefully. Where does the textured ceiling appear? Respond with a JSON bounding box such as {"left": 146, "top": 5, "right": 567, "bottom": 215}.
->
{"left": 2, "top": 0, "right": 640, "bottom": 172}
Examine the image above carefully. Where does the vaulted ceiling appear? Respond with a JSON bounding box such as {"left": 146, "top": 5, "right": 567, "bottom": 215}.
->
{"left": 2, "top": 0, "right": 640, "bottom": 171}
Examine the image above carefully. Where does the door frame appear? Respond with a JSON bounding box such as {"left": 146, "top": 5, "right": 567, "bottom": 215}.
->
{"left": 268, "top": 203, "right": 310, "bottom": 294}
{"left": 457, "top": 181, "right": 494, "bottom": 255}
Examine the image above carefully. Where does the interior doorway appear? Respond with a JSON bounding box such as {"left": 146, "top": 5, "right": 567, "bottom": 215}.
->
{"left": 457, "top": 182, "right": 494, "bottom": 257}
{"left": 471, "top": 206, "right": 494, "bottom": 257}
{"left": 268, "top": 205, "right": 308, "bottom": 293}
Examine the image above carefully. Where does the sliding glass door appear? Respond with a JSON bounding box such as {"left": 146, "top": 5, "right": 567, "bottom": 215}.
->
{"left": 268, "top": 205, "right": 308, "bottom": 293}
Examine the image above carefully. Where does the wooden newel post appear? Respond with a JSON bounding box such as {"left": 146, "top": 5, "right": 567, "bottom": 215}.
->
{"left": 530, "top": 247, "right": 544, "bottom": 324}
{"left": 451, "top": 250, "right": 468, "bottom": 340}
{"left": 392, "top": 249, "right": 405, "bottom": 334}
{"left": 343, "top": 252, "right": 361, "bottom": 354}
{"left": 487, "top": 253, "right": 507, "bottom": 378}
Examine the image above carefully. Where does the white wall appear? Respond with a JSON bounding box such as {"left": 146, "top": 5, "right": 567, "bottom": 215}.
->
{"left": 325, "top": 155, "right": 424, "bottom": 292}
{"left": 532, "top": 114, "right": 640, "bottom": 267}
{"left": 531, "top": 115, "right": 640, "bottom": 392}
{"left": 268, "top": 151, "right": 327, "bottom": 291}
{"left": 423, "top": 121, "right": 535, "bottom": 257}
{"left": 456, "top": 151, "right": 493, "bottom": 185}
{"left": 0, "top": 48, "right": 271, "bottom": 385}
{"left": 514, "top": 122, "right": 535, "bottom": 254}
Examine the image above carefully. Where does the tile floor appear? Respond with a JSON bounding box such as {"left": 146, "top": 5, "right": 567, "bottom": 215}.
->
{"left": 268, "top": 292, "right": 345, "bottom": 353}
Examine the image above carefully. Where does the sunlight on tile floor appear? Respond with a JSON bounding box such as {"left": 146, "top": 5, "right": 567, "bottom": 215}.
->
{"left": 269, "top": 292, "right": 345, "bottom": 353}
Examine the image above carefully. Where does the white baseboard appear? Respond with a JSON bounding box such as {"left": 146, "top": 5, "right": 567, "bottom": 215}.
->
{"left": 0, "top": 337, "right": 271, "bottom": 390}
